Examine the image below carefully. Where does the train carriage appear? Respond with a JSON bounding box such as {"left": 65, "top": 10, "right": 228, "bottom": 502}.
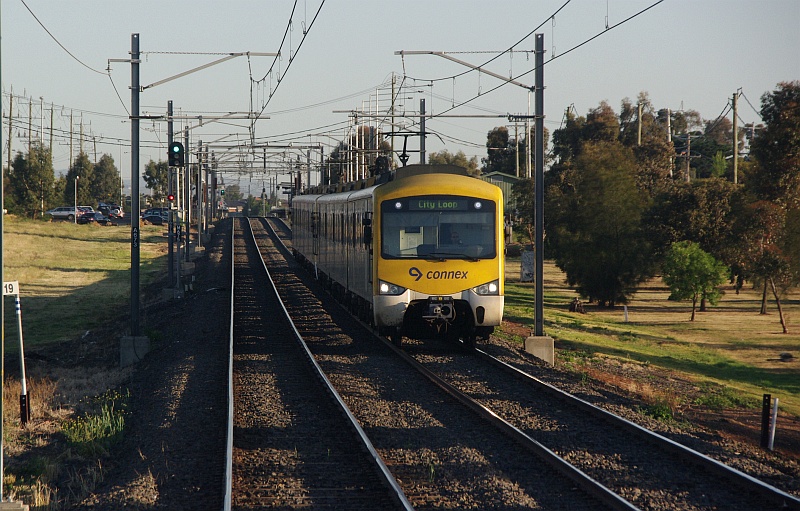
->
{"left": 292, "top": 164, "right": 504, "bottom": 347}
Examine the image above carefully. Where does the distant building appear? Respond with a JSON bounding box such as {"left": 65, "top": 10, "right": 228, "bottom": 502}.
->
{"left": 479, "top": 171, "right": 521, "bottom": 214}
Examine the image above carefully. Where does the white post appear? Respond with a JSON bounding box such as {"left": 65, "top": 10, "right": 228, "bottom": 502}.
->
{"left": 768, "top": 397, "right": 779, "bottom": 451}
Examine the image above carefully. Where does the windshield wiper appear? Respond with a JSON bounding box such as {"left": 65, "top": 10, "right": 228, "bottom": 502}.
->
{"left": 424, "top": 251, "right": 479, "bottom": 262}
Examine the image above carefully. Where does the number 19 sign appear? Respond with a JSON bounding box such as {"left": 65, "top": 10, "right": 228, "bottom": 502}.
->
{"left": 3, "top": 281, "right": 19, "bottom": 296}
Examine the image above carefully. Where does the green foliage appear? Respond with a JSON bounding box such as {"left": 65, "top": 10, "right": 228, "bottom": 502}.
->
{"left": 91, "top": 154, "right": 121, "bottom": 203}
{"left": 641, "top": 401, "right": 674, "bottom": 422}
{"left": 693, "top": 384, "right": 759, "bottom": 410}
{"left": 747, "top": 81, "right": 800, "bottom": 206}
{"left": 64, "top": 152, "right": 95, "bottom": 206}
{"left": 483, "top": 126, "right": 517, "bottom": 175}
{"left": 662, "top": 241, "right": 728, "bottom": 320}
{"left": 7, "top": 143, "right": 55, "bottom": 218}
{"left": 548, "top": 140, "right": 655, "bottom": 306}
{"left": 143, "top": 159, "right": 169, "bottom": 200}
{"left": 643, "top": 178, "right": 739, "bottom": 262}
{"left": 710, "top": 151, "right": 727, "bottom": 178}
{"left": 428, "top": 149, "right": 480, "bottom": 176}
{"left": 62, "top": 390, "right": 129, "bottom": 457}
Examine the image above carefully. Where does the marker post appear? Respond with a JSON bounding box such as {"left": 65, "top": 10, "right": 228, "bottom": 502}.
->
{"left": 3, "top": 281, "right": 29, "bottom": 425}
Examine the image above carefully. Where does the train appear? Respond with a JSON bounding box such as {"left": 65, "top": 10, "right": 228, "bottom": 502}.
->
{"left": 291, "top": 164, "right": 504, "bottom": 348}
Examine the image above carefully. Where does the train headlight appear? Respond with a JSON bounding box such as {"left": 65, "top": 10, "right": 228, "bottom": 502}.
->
{"left": 379, "top": 280, "right": 407, "bottom": 296}
{"left": 473, "top": 279, "right": 499, "bottom": 296}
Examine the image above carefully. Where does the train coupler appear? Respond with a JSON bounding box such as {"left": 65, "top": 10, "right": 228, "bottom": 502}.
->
{"left": 422, "top": 296, "right": 455, "bottom": 321}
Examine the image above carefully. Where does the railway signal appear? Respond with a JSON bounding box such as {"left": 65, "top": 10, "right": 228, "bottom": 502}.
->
{"left": 168, "top": 141, "right": 185, "bottom": 167}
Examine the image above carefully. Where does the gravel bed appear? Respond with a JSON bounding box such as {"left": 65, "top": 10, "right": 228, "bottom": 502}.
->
{"left": 254, "top": 218, "right": 613, "bottom": 510}
{"left": 478, "top": 337, "right": 800, "bottom": 501}
{"left": 405, "top": 337, "right": 797, "bottom": 510}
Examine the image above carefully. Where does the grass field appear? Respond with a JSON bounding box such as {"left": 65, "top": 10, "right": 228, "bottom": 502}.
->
{"left": 504, "top": 257, "right": 800, "bottom": 417}
{"left": 2, "top": 216, "right": 168, "bottom": 346}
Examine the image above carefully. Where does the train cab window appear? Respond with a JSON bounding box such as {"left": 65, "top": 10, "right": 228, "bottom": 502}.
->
{"left": 381, "top": 195, "right": 496, "bottom": 259}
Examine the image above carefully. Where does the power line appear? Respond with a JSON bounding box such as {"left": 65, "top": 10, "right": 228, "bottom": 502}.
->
{"left": 399, "top": 0, "right": 572, "bottom": 84}
{"left": 739, "top": 91, "right": 763, "bottom": 121}
{"left": 401, "top": 0, "right": 667, "bottom": 131}
{"left": 19, "top": 0, "right": 107, "bottom": 76}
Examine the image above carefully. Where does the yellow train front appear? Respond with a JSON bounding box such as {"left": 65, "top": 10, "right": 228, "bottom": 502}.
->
{"left": 292, "top": 164, "right": 504, "bottom": 348}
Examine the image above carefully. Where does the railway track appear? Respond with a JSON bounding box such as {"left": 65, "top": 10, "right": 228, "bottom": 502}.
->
{"left": 228, "top": 217, "right": 411, "bottom": 510}
{"left": 403, "top": 339, "right": 800, "bottom": 510}
{"left": 252, "top": 216, "right": 639, "bottom": 509}
{"left": 262, "top": 214, "right": 799, "bottom": 510}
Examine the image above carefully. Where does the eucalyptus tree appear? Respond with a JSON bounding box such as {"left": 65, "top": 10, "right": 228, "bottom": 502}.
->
{"left": 8, "top": 143, "right": 55, "bottom": 218}
{"left": 92, "top": 154, "right": 121, "bottom": 204}
{"left": 548, "top": 140, "right": 655, "bottom": 306}
{"left": 64, "top": 152, "right": 95, "bottom": 206}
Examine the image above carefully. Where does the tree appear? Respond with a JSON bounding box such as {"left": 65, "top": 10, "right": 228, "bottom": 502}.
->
{"left": 7, "top": 143, "right": 56, "bottom": 218}
{"left": 143, "top": 160, "right": 169, "bottom": 202}
{"left": 482, "top": 126, "right": 516, "bottom": 175}
{"left": 643, "top": 178, "right": 739, "bottom": 262}
{"left": 747, "top": 81, "right": 800, "bottom": 206}
{"left": 223, "top": 184, "right": 244, "bottom": 203}
{"left": 662, "top": 241, "right": 729, "bottom": 321}
{"left": 64, "top": 152, "right": 95, "bottom": 206}
{"left": 92, "top": 154, "right": 121, "bottom": 204}
{"left": 548, "top": 140, "right": 655, "bottom": 306}
{"left": 428, "top": 149, "right": 480, "bottom": 176}
{"left": 731, "top": 201, "right": 794, "bottom": 332}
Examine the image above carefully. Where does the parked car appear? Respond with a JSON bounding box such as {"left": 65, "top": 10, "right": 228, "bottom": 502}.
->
{"left": 45, "top": 206, "right": 79, "bottom": 221}
{"left": 142, "top": 210, "right": 169, "bottom": 225}
{"left": 77, "top": 211, "right": 112, "bottom": 225}
{"left": 98, "top": 202, "right": 124, "bottom": 218}
{"left": 143, "top": 207, "right": 169, "bottom": 217}
{"left": 78, "top": 206, "right": 95, "bottom": 213}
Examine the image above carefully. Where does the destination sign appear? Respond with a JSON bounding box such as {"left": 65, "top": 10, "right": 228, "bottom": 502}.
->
{"left": 409, "top": 198, "right": 466, "bottom": 211}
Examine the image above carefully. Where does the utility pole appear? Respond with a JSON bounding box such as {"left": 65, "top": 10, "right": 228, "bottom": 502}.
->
{"left": 667, "top": 108, "right": 673, "bottom": 178}
{"left": 50, "top": 105, "right": 54, "bottom": 152}
{"left": 27, "top": 98, "right": 31, "bottom": 154}
{"left": 637, "top": 102, "right": 643, "bottom": 146}
{"left": 732, "top": 91, "right": 739, "bottom": 184}
{"left": 6, "top": 90, "right": 12, "bottom": 172}
{"left": 419, "top": 99, "right": 426, "bottom": 164}
{"left": 69, "top": 110, "right": 73, "bottom": 166}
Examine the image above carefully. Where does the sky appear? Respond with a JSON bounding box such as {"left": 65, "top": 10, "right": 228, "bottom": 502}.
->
{"left": 2, "top": 0, "right": 798, "bottom": 197}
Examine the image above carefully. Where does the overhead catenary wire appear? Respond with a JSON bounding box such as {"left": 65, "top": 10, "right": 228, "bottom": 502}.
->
{"left": 400, "top": 0, "right": 667, "bottom": 135}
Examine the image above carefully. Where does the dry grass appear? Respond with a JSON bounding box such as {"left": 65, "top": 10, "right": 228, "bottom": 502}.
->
{"left": 1, "top": 216, "right": 168, "bottom": 508}
{"left": 504, "top": 257, "right": 800, "bottom": 416}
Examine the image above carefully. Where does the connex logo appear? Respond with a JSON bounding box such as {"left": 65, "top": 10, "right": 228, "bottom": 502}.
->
{"left": 409, "top": 267, "right": 423, "bottom": 281}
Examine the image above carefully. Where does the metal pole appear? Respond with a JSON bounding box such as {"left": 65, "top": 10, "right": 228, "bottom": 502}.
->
{"left": 534, "top": 33, "right": 545, "bottom": 337}
{"left": 131, "top": 33, "right": 141, "bottom": 336}
{"left": 761, "top": 394, "right": 771, "bottom": 448}
{"left": 420, "top": 99, "right": 426, "bottom": 164}
{"left": 1, "top": 2, "right": 6, "bottom": 494}
{"left": 185, "top": 129, "right": 191, "bottom": 262}
{"left": 732, "top": 91, "right": 738, "bottom": 184}
{"left": 167, "top": 101, "right": 174, "bottom": 288}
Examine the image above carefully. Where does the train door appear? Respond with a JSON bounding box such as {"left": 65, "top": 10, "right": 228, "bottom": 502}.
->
{"left": 311, "top": 211, "right": 319, "bottom": 256}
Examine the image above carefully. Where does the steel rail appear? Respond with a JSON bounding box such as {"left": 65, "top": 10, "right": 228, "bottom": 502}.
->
{"left": 222, "top": 221, "right": 235, "bottom": 511}
{"left": 262, "top": 216, "right": 639, "bottom": 510}
{"left": 247, "top": 218, "right": 414, "bottom": 511}
{"left": 475, "top": 347, "right": 800, "bottom": 510}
